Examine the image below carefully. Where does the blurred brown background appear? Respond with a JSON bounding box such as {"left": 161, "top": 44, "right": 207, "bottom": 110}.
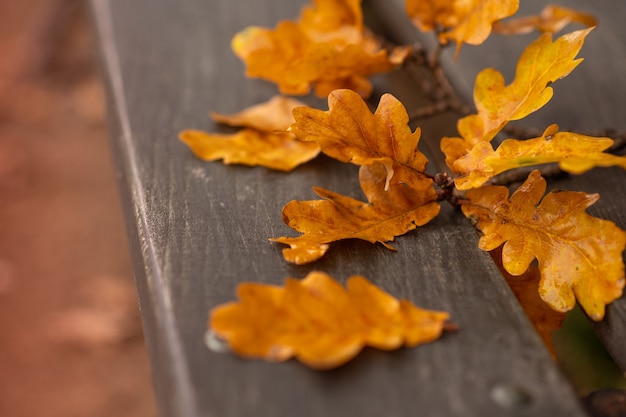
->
{"left": 1, "top": 1, "right": 625, "bottom": 415}
{"left": 0, "top": 0, "right": 156, "bottom": 415}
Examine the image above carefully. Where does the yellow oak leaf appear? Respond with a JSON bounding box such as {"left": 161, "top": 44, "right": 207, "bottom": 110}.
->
{"left": 453, "top": 125, "right": 626, "bottom": 190}
{"left": 442, "top": 28, "right": 592, "bottom": 170}
{"left": 179, "top": 96, "right": 320, "bottom": 171}
{"left": 440, "top": 136, "right": 472, "bottom": 173}
{"left": 462, "top": 170, "right": 626, "bottom": 321}
{"left": 290, "top": 89, "right": 430, "bottom": 188}
{"left": 493, "top": 5, "right": 597, "bottom": 36}
{"left": 209, "top": 271, "right": 452, "bottom": 369}
{"left": 438, "top": 0, "right": 519, "bottom": 56}
{"left": 457, "top": 28, "right": 592, "bottom": 146}
{"left": 271, "top": 163, "right": 439, "bottom": 264}
{"left": 232, "top": 0, "right": 408, "bottom": 97}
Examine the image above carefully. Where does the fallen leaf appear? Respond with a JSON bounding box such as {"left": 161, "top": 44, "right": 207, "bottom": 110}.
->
{"left": 406, "top": 0, "right": 518, "bottom": 57}
{"left": 290, "top": 89, "right": 430, "bottom": 188}
{"left": 232, "top": 0, "right": 408, "bottom": 97}
{"left": 210, "top": 95, "right": 309, "bottom": 132}
{"left": 179, "top": 96, "right": 320, "bottom": 171}
{"left": 453, "top": 124, "right": 626, "bottom": 189}
{"left": 489, "top": 246, "right": 566, "bottom": 354}
{"left": 493, "top": 5, "right": 597, "bottom": 36}
{"left": 271, "top": 163, "right": 439, "bottom": 264}
{"left": 405, "top": 0, "right": 457, "bottom": 33}
{"left": 442, "top": 28, "right": 592, "bottom": 170}
{"left": 439, "top": 0, "right": 519, "bottom": 57}
{"left": 458, "top": 28, "right": 591, "bottom": 146}
{"left": 462, "top": 170, "right": 626, "bottom": 320}
{"left": 210, "top": 271, "right": 452, "bottom": 369}
{"left": 179, "top": 130, "right": 320, "bottom": 172}
{"left": 299, "top": 0, "right": 363, "bottom": 41}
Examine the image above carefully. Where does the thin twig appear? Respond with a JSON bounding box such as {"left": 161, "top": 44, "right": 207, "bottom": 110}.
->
{"left": 408, "top": 101, "right": 450, "bottom": 120}
{"left": 487, "top": 164, "right": 566, "bottom": 186}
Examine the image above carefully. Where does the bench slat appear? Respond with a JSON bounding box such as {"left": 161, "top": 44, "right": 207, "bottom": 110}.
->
{"left": 89, "top": 0, "right": 626, "bottom": 415}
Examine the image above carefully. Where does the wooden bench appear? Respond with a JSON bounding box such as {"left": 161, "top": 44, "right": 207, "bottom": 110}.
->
{"left": 90, "top": 0, "right": 626, "bottom": 415}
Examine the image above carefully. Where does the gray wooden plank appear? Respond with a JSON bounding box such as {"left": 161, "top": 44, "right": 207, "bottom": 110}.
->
{"left": 89, "top": 0, "right": 601, "bottom": 416}
{"left": 379, "top": 0, "right": 626, "bottom": 371}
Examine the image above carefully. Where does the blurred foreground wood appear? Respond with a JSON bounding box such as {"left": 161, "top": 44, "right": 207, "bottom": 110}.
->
{"left": 91, "top": 0, "right": 626, "bottom": 416}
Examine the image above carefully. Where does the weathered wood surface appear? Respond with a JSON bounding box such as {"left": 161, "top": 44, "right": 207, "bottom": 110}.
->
{"left": 379, "top": 0, "right": 626, "bottom": 372}
{"left": 90, "top": 0, "right": 625, "bottom": 416}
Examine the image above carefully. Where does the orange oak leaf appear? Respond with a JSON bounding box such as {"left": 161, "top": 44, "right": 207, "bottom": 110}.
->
{"left": 209, "top": 271, "right": 452, "bottom": 369}
{"left": 405, "top": 0, "right": 456, "bottom": 33}
{"left": 453, "top": 125, "right": 626, "bottom": 190}
{"left": 290, "top": 89, "right": 430, "bottom": 188}
{"left": 441, "top": 28, "right": 592, "bottom": 170}
{"left": 298, "top": 0, "right": 362, "bottom": 41}
{"left": 439, "top": 0, "right": 519, "bottom": 56}
{"left": 493, "top": 5, "right": 597, "bottom": 36}
{"left": 210, "top": 95, "right": 308, "bottom": 132}
{"left": 461, "top": 170, "right": 626, "bottom": 321}
{"left": 406, "top": 0, "right": 518, "bottom": 56}
{"left": 490, "top": 246, "right": 566, "bottom": 354}
{"left": 271, "top": 163, "right": 439, "bottom": 264}
{"left": 179, "top": 96, "right": 320, "bottom": 171}
{"left": 232, "top": 0, "right": 409, "bottom": 97}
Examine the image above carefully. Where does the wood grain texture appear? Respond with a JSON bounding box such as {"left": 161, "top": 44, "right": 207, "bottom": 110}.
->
{"left": 89, "top": 0, "right": 625, "bottom": 415}
{"left": 379, "top": 0, "right": 626, "bottom": 372}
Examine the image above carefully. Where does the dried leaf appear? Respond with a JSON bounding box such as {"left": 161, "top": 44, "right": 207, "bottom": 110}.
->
{"left": 210, "top": 95, "right": 308, "bottom": 132}
{"left": 493, "top": 5, "right": 597, "bottom": 36}
{"left": 179, "top": 130, "right": 320, "bottom": 172}
{"left": 462, "top": 170, "right": 626, "bottom": 320}
{"left": 290, "top": 89, "right": 430, "bottom": 188}
{"left": 453, "top": 124, "right": 626, "bottom": 189}
{"left": 271, "top": 163, "right": 439, "bottom": 264}
{"left": 179, "top": 96, "right": 320, "bottom": 171}
{"left": 405, "top": 0, "right": 456, "bottom": 33}
{"left": 232, "top": 0, "right": 408, "bottom": 97}
{"left": 439, "top": 0, "right": 519, "bottom": 56}
{"left": 210, "top": 271, "right": 451, "bottom": 369}
{"left": 490, "top": 246, "right": 566, "bottom": 354}
{"left": 442, "top": 28, "right": 592, "bottom": 170}
{"left": 406, "top": 0, "right": 518, "bottom": 56}
{"left": 459, "top": 28, "right": 591, "bottom": 145}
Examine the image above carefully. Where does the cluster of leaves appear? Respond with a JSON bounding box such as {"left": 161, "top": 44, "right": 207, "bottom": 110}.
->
{"left": 182, "top": 0, "right": 626, "bottom": 369}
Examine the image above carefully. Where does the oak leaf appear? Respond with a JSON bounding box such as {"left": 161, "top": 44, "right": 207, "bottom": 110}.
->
{"left": 459, "top": 28, "right": 591, "bottom": 145}
{"left": 453, "top": 125, "right": 626, "bottom": 189}
{"left": 271, "top": 163, "right": 439, "bottom": 264}
{"left": 493, "top": 5, "right": 597, "bottom": 36}
{"left": 406, "top": 0, "right": 519, "bottom": 56}
{"left": 405, "top": 0, "right": 456, "bottom": 33}
{"left": 462, "top": 170, "right": 626, "bottom": 320}
{"left": 290, "top": 89, "right": 430, "bottom": 189}
{"left": 179, "top": 96, "right": 320, "bottom": 171}
{"left": 209, "top": 271, "right": 451, "bottom": 369}
{"left": 232, "top": 0, "right": 409, "bottom": 97}
{"left": 490, "top": 246, "right": 566, "bottom": 354}
{"left": 210, "top": 95, "right": 307, "bottom": 132}
{"left": 441, "top": 28, "right": 592, "bottom": 170}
